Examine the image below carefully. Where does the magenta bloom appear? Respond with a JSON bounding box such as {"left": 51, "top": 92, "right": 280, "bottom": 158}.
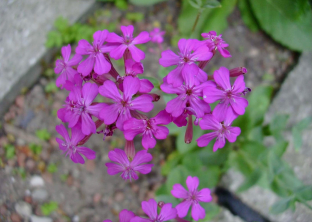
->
{"left": 159, "top": 39, "right": 212, "bottom": 87}
{"left": 130, "top": 199, "right": 177, "bottom": 222}
{"left": 55, "top": 124, "right": 96, "bottom": 164}
{"left": 63, "top": 73, "right": 83, "bottom": 91}
{"left": 99, "top": 76, "right": 154, "bottom": 130}
{"left": 171, "top": 176, "right": 212, "bottom": 221}
{"left": 54, "top": 44, "right": 82, "bottom": 88}
{"left": 196, "top": 108, "right": 241, "bottom": 151}
{"left": 76, "top": 30, "right": 111, "bottom": 76}
{"left": 203, "top": 67, "right": 248, "bottom": 116}
{"left": 106, "top": 25, "right": 151, "bottom": 62}
{"left": 201, "top": 31, "right": 231, "bottom": 58}
{"left": 150, "top": 28, "right": 165, "bottom": 43}
{"left": 123, "top": 110, "right": 171, "bottom": 149}
{"left": 161, "top": 70, "right": 211, "bottom": 118}
{"left": 57, "top": 83, "right": 105, "bottom": 135}
{"left": 105, "top": 149, "right": 153, "bottom": 181}
{"left": 103, "top": 209, "right": 135, "bottom": 222}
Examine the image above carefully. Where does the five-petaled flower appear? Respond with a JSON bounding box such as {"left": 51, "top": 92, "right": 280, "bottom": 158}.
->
{"left": 76, "top": 30, "right": 112, "bottom": 76}
{"left": 107, "top": 25, "right": 151, "bottom": 62}
{"left": 55, "top": 124, "right": 96, "bottom": 164}
{"left": 99, "top": 76, "right": 154, "bottom": 130}
{"left": 105, "top": 149, "right": 153, "bottom": 181}
{"left": 54, "top": 44, "right": 82, "bottom": 88}
{"left": 150, "top": 27, "right": 165, "bottom": 44}
{"left": 196, "top": 107, "right": 241, "bottom": 151}
{"left": 203, "top": 66, "right": 248, "bottom": 118}
{"left": 202, "top": 31, "right": 231, "bottom": 58}
{"left": 171, "top": 176, "right": 212, "bottom": 221}
{"left": 159, "top": 39, "right": 213, "bottom": 87}
{"left": 123, "top": 110, "right": 172, "bottom": 149}
{"left": 130, "top": 199, "right": 177, "bottom": 222}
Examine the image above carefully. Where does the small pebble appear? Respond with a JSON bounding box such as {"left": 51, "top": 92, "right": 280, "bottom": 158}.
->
{"left": 30, "top": 215, "right": 53, "bottom": 222}
{"left": 32, "top": 188, "right": 49, "bottom": 202}
{"left": 15, "top": 201, "right": 32, "bottom": 218}
{"left": 30, "top": 175, "right": 45, "bottom": 187}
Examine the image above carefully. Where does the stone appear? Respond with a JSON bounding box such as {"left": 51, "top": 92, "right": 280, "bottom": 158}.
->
{"left": 31, "top": 188, "right": 49, "bottom": 202}
{"left": 30, "top": 215, "right": 53, "bottom": 222}
{"left": 10, "top": 213, "right": 22, "bottom": 222}
{"left": 15, "top": 201, "right": 32, "bottom": 218}
{"left": 29, "top": 175, "right": 45, "bottom": 187}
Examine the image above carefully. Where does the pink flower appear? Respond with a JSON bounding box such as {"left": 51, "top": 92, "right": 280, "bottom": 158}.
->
{"left": 171, "top": 176, "right": 212, "bottom": 221}
{"left": 123, "top": 110, "right": 172, "bottom": 149}
{"left": 55, "top": 124, "right": 96, "bottom": 164}
{"left": 124, "top": 59, "right": 153, "bottom": 93}
{"left": 103, "top": 209, "right": 135, "bottom": 222}
{"left": 203, "top": 67, "right": 248, "bottom": 117}
{"left": 57, "top": 83, "right": 105, "bottom": 135}
{"left": 54, "top": 44, "right": 82, "bottom": 88}
{"left": 63, "top": 73, "right": 83, "bottom": 91}
{"left": 201, "top": 31, "right": 231, "bottom": 58}
{"left": 99, "top": 76, "right": 154, "bottom": 130}
{"left": 105, "top": 149, "right": 153, "bottom": 181}
{"left": 159, "top": 39, "right": 212, "bottom": 87}
{"left": 130, "top": 199, "right": 177, "bottom": 222}
{"left": 76, "top": 30, "right": 111, "bottom": 76}
{"left": 106, "top": 25, "right": 151, "bottom": 62}
{"left": 196, "top": 107, "right": 241, "bottom": 151}
{"left": 161, "top": 68, "right": 211, "bottom": 118}
{"left": 150, "top": 28, "right": 165, "bottom": 43}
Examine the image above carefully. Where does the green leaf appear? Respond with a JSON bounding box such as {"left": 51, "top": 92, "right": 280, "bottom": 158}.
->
{"left": 29, "top": 143, "right": 42, "bottom": 155}
{"left": 294, "top": 185, "right": 312, "bottom": 201}
{"left": 237, "top": 168, "right": 262, "bottom": 192}
{"left": 270, "top": 141, "right": 288, "bottom": 157}
{"left": 125, "top": 12, "right": 144, "bottom": 22}
{"left": 292, "top": 127, "right": 302, "bottom": 151}
{"left": 237, "top": 0, "right": 259, "bottom": 32}
{"left": 47, "top": 163, "right": 58, "bottom": 173}
{"left": 270, "top": 197, "right": 294, "bottom": 214}
{"left": 249, "top": 0, "right": 312, "bottom": 51}
{"left": 158, "top": 66, "right": 174, "bottom": 79}
{"left": 193, "top": 166, "right": 221, "bottom": 189}
{"left": 200, "top": 0, "right": 237, "bottom": 34}
{"left": 155, "top": 195, "right": 179, "bottom": 207}
{"left": 201, "top": 203, "right": 220, "bottom": 220}
{"left": 41, "top": 201, "right": 58, "bottom": 216}
{"left": 45, "top": 82, "right": 59, "bottom": 93}
{"left": 269, "top": 114, "right": 289, "bottom": 135}
{"left": 166, "top": 165, "right": 189, "bottom": 193}
{"left": 54, "top": 17, "right": 69, "bottom": 31}
{"left": 115, "top": 0, "right": 128, "bottom": 10}
{"left": 35, "top": 129, "right": 51, "bottom": 141}
{"left": 188, "top": 0, "right": 202, "bottom": 9}
{"left": 295, "top": 116, "right": 312, "bottom": 131}
{"left": 199, "top": 142, "right": 230, "bottom": 166}
{"left": 129, "top": 0, "right": 166, "bottom": 6}
{"left": 202, "top": 0, "right": 222, "bottom": 9}
{"left": 182, "top": 152, "right": 202, "bottom": 171}
{"left": 161, "top": 151, "right": 182, "bottom": 175}
{"left": 4, "top": 144, "right": 15, "bottom": 159}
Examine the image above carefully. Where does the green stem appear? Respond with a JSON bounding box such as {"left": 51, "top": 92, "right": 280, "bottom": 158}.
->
{"left": 191, "top": 11, "right": 201, "bottom": 33}
{"left": 297, "top": 197, "right": 312, "bottom": 210}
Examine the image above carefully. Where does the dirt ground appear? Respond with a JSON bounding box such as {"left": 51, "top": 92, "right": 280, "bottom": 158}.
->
{"left": 0, "top": 1, "right": 297, "bottom": 222}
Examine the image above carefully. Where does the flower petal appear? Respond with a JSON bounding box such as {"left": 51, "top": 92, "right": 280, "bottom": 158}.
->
{"left": 106, "top": 32, "right": 124, "bottom": 43}
{"left": 108, "top": 148, "right": 129, "bottom": 165}
{"left": 55, "top": 124, "right": 70, "bottom": 142}
{"left": 131, "top": 150, "right": 153, "bottom": 166}
{"left": 191, "top": 203, "right": 205, "bottom": 221}
{"left": 133, "top": 164, "right": 153, "bottom": 174}
{"left": 131, "top": 95, "right": 154, "bottom": 113}
{"left": 61, "top": 44, "right": 71, "bottom": 62}
{"left": 175, "top": 201, "right": 192, "bottom": 218}
{"left": 99, "top": 80, "right": 122, "bottom": 101}
{"left": 165, "top": 94, "right": 187, "bottom": 117}
{"left": 159, "top": 50, "right": 180, "bottom": 67}
{"left": 153, "top": 110, "right": 172, "bottom": 125}
{"left": 158, "top": 203, "right": 177, "bottom": 221}
{"left": 119, "top": 209, "right": 135, "bottom": 222}
{"left": 77, "top": 56, "right": 95, "bottom": 76}
{"left": 128, "top": 45, "right": 145, "bottom": 62}
{"left": 81, "top": 113, "right": 96, "bottom": 135}
{"left": 121, "top": 25, "right": 134, "bottom": 38}
{"left": 99, "top": 103, "right": 120, "bottom": 125}
{"left": 199, "top": 114, "right": 220, "bottom": 130}
{"left": 153, "top": 126, "right": 169, "bottom": 140}
{"left": 94, "top": 53, "right": 111, "bottom": 75}
{"left": 123, "top": 118, "right": 145, "bottom": 140}
{"left": 186, "top": 176, "right": 199, "bottom": 192}
{"left": 132, "top": 31, "right": 151, "bottom": 44}
{"left": 197, "top": 188, "right": 212, "bottom": 202}
{"left": 76, "top": 147, "right": 96, "bottom": 160}
{"left": 76, "top": 39, "right": 93, "bottom": 55}
{"left": 196, "top": 132, "right": 217, "bottom": 147}
{"left": 105, "top": 162, "right": 124, "bottom": 175}
{"left": 141, "top": 199, "right": 157, "bottom": 220}
{"left": 139, "top": 79, "right": 153, "bottom": 93}
{"left": 171, "top": 184, "right": 188, "bottom": 199}
{"left": 110, "top": 44, "right": 128, "bottom": 60}
{"left": 82, "top": 82, "right": 98, "bottom": 106}
{"left": 123, "top": 76, "right": 140, "bottom": 99}
{"left": 142, "top": 133, "right": 156, "bottom": 149}
{"left": 213, "top": 67, "right": 231, "bottom": 90}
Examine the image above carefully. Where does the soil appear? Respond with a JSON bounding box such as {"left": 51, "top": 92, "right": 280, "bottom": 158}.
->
{"left": 0, "top": 1, "right": 297, "bottom": 221}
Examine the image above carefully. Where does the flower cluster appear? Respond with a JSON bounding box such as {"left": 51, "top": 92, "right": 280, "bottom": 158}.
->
{"left": 54, "top": 26, "right": 248, "bottom": 178}
{"left": 53, "top": 25, "right": 249, "bottom": 222}
{"left": 103, "top": 176, "right": 212, "bottom": 221}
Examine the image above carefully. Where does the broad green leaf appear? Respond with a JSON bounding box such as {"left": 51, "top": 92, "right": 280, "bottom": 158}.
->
{"left": 237, "top": 0, "right": 259, "bottom": 32}
{"left": 237, "top": 168, "right": 262, "bottom": 192}
{"left": 228, "top": 151, "right": 254, "bottom": 176}
{"left": 182, "top": 152, "right": 203, "bottom": 171}
{"left": 294, "top": 185, "right": 312, "bottom": 201}
{"left": 270, "top": 179, "right": 290, "bottom": 197}
{"left": 126, "top": 12, "right": 144, "bottom": 22}
{"left": 270, "top": 141, "right": 288, "bottom": 157}
{"left": 294, "top": 116, "right": 312, "bottom": 131}
{"left": 130, "top": 0, "right": 166, "bottom": 6}
{"left": 115, "top": 0, "right": 128, "bottom": 10}
{"left": 4, "top": 144, "right": 15, "bottom": 159}
{"left": 201, "top": 203, "right": 220, "bottom": 220}
{"left": 41, "top": 201, "right": 58, "bottom": 216}
{"left": 166, "top": 165, "right": 189, "bottom": 193}
{"left": 270, "top": 197, "right": 294, "bottom": 214}
{"left": 200, "top": 0, "right": 237, "bottom": 35}
{"left": 240, "top": 141, "right": 267, "bottom": 160}
{"left": 249, "top": 0, "right": 312, "bottom": 51}
{"left": 199, "top": 142, "right": 230, "bottom": 166}
{"left": 193, "top": 166, "right": 221, "bottom": 189}
{"left": 292, "top": 127, "right": 302, "bottom": 151}
{"left": 35, "top": 129, "right": 51, "bottom": 141}
{"left": 155, "top": 184, "right": 167, "bottom": 196}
